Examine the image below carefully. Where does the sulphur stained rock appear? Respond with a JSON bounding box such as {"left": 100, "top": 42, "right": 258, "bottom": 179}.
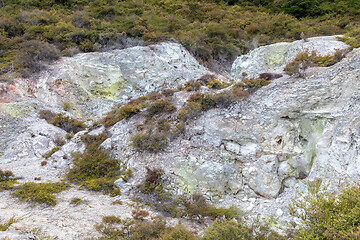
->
{"left": 175, "top": 155, "right": 243, "bottom": 197}
{"left": 14, "top": 42, "right": 213, "bottom": 118}
{"left": 231, "top": 35, "right": 349, "bottom": 80}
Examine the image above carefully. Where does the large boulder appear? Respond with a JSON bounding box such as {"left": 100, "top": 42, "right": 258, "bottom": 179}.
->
{"left": 12, "top": 42, "right": 213, "bottom": 118}
{"left": 231, "top": 35, "right": 349, "bottom": 80}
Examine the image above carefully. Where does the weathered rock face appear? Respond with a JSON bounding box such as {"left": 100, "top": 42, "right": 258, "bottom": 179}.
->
{"left": 231, "top": 35, "right": 349, "bottom": 80}
{"left": 1, "top": 37, "right": 360, "bottom": 239}
{"left": 8, "top": 42, "right": 212, "bottom": 118}
{"left": 107, "top": 47, "right": 360, "bottom": 219}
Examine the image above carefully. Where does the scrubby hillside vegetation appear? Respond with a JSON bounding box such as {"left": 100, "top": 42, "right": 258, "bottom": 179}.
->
{"left": 0, "top": 0, "right": 359, "bottom": 80}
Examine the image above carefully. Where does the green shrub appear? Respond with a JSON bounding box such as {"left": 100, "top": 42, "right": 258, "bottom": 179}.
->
{"left": 203, "top": 218, "right": 285, "bottom": 240}
{"left": 96, "top": 216, "right": 168, "bottom": 240}
{"left": 39, "top": 110, "right": 86, "bottom": 133}
{"left": 284, "top": 50, "right": 316, "bottom": 77}
{"left": 183, "top": 193, "right": 241, "bottom": 221}
{"left": 12, "top": 182, "right": 69, "bottom": 206}
{"left": 16, "top": 40, "right": 60, "bottom": 77}
{"left": 67, "top": 133, "right": 125, "bottom": 193}
{"left": 70, "top": 197, "right": 83, "bottom": 206}
{"left": 162, "top": 89, "right": 177, "bottom": 97}
{"left": 51, "top": 113, "right": 86, "bottom": 133}
{"left": 129, "top": 217, "right": 166, "bottom": 240}
{"left": 0, "top": 169, "right": 17, "bottom": 191}
{"left": 243, "top": 78, "right": 271, "bottom": 90}
{"left": 0, "top": 169, "right": 15, "bottom": 182}
{"left": 39, "top": 110, "right": 56, "bottom": 122}
{"left": 284, "top": 49, "right": 347, "bottom": 78}
{"left": 146, "top": 99, "right": 177, "bottom": 117}
{"left": 158, "top": 225, "right": 198, "bottom": 240}
{"left": 0, "top": 217, "right": 17, "bottom": 231}
{"left": 210, "top": 87, "right": 249, "bottom": 107}
{"left": 131, "top": 130, "right": 168, "bottom": 152}
{"left": 102, "top": 215, "right": 122, "bottom": 225}
{"left": 0, "top": 0, "right": 358, "bottom": 81}
{"left": 338, "top": 27, "right": 360, "bottom": 48}
{"left": 132, "top": 209, "right": 150, "bottom": 220}
{"left": 203, "top": 219, "right": 254, "bottom": 240}
{"left": 289, "top": 181, "right": 360, "bottom": 239}
{"left": 61, "top": 102, "right": 72, "bottom": 111}
{"left": 111, "top": 199, "right": 122, "bottom": 205}
{"left": 42, "top": 146, "right": 61, "bottom": 159}
{"left": 103, "top": 98, "right": 149, "bottom": 128}
{"left": 196, "top": 74, "right": 229, "bottom": 89}
{"left": 189, "top": 93, "right": 215, "bottom": 110}
{"left": 146, "top": 92, "right": 163, "bottom": 100}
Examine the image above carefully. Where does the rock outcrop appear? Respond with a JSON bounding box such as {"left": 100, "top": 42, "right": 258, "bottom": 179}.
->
{"left": 231, "top": 35, "right": 349, "bottom": 80}
{"left": 1, "top": 37, "right": 360, "bottom": 239}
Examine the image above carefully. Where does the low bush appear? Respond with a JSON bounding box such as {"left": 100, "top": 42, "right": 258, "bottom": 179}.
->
{"left": 188, "top": 93, "right": 216, "bottom": 112}
{"left": 182, "top": 80, "right": 203, "bottom": 91}
{"left": 131, "top": 130, "right": 168, "bottom": 152}
{"left": 67, "top": 133, "right": 125, "bottom": 194}
{"left": 128, "top": 217, "right": 167, "bottom": 240}
{"left": 102, "top": 215, "right": 122, "bottom": 225}
{"left": 132, "top": 209, "right": 150, "bottom": 220}
{"left": 243, "top": 78, "right": 271, "bottom": 91}
{"left": 284, "top": 49, "right": 348, "bottom": 77}
{"left": 0, "top": 169, "right": 17, "bottom": 191}
{"left": 70, "top": 197, "right": 83, "bottom": 206}
{"left": 103, "top": 98, "right": 150, "bottom": 128}
{"left": 61, "top": 102, "right": 72, "bottom": 111}
{"left": 158, "top": 225, "right": 198, "bottom": 240}
{"left": 16, "top": 40, "right": 60, "bottom": 77}
{"left": 203, "top": 218, "right": 285, "bottom": 240}
{"left": 42, "top": 146, "right": 61, "bottom": 159}
{"left": 196, "top": 75, "right": 229, "bottom": 90}
{"left": 146, "top": 99, "right": 177, "bottom": 117}
{"left": 12, "top": 182, "right": 69, "bottom": 206}
{"left": 96, "top": 216, "right": 168, "bottom": 240}
{"left": 289, "top": 181, "right": 360, "bottom": 239}
{"left": 284, "top": 50, "right": 317, "bottom": 77}
{"left": 338, "top": 27, "right": 360, "bottom": 49}
{"left": 259, "top": 73, "right": 283, "bottom": 80}
{"left": 52, "top": 113, "right": 86, "bottom": 133}
{"left": 0, "top": 169, "right": 15, "bottom": 182}
{"left": 183, "top": 193, "right": 241, "bottom": 221}
{"left": 39, "top": 110, "right": 86, "bottom": 133}
{"left": 111, "top": 199, "right": 123, "bottom": 205}
{"left": 0, "top": 217, "right": 17, "bottom": 231}
{"left": 162, "top": 89, "right": 177, "bottom": 97}
{"left": 210, "top": 87, "right": 249, "bottom": 107}
{"left": 146, "top": 92, "right": 163, "bottom": 101}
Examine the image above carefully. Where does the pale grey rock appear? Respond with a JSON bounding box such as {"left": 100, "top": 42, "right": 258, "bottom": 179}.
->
{"left": 174, "top": 155, "right": 243, "bottom": 197}
{"left": 1, "top": 38, "right": 360, "bottom": 238}
{"left": 13, "top": 42, "right": 214, "bottom": 118}
{"left": 2, "top": 121, "right": 67, "bottom": 161}
{"left": 231, "top": 35, "right": 349, "bottom": 80}
{"left": 243, "top": 155, "right": 281, "bottom": 198}
{"left": 276, "top": 208, "right": 283, "bottom": 216}
{"left": 0, "top": 231, "right": 40, "bottom": 240}
{"left": 224, "top": 141, "right": 241, "bottom": 154}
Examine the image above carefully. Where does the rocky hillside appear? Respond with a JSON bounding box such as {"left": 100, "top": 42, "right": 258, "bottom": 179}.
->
{"left": 1, "top": 36, "right": 360, "bottom": 239}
